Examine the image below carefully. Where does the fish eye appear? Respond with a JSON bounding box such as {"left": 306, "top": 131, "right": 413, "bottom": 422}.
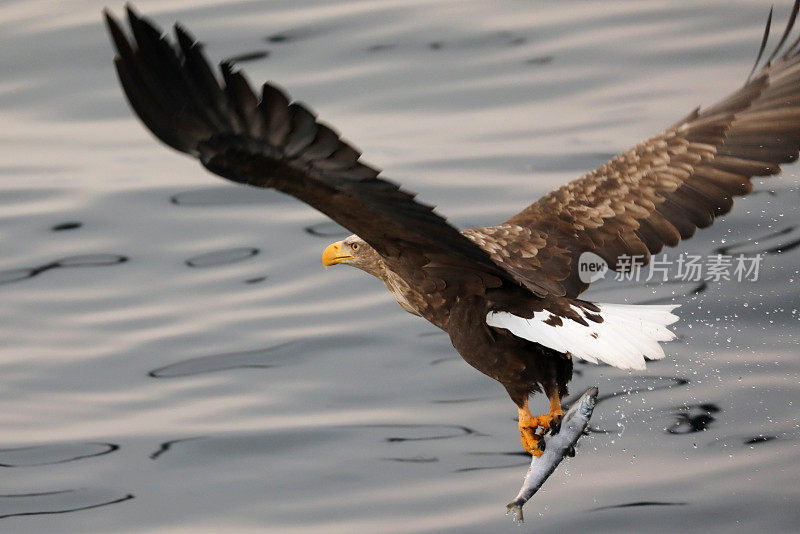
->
{"left": 351, "top": 243, "right": 359, "bottom": 251}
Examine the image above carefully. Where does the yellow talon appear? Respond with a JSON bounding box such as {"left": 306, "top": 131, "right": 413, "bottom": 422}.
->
{"left": 517, "top": 393, "right": 563, "bottom": 456}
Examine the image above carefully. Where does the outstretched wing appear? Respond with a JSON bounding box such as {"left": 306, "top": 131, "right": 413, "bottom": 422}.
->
{"left": 503, "top": 2, "right": 800, "bottom": 297}
{"left": 104, "top": 6, "right": 555, "bottom": 297}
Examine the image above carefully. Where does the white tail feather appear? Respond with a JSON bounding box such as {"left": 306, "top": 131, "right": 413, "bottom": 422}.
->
{"left": 486, "top": 303, "right": 680, "bottom": 371}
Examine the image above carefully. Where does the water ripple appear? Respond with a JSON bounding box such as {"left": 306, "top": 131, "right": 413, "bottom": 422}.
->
{"left": 185, "top": 247, "right": 259, "bottom": 268}
{"left": 0, "top": 254, "right": 127, "bottom": 285}
{"left": 0, "top": 490, "right": 133, "bottom": 520}
{"left": 0, "top": 443, "right": 118, "bottom": 467}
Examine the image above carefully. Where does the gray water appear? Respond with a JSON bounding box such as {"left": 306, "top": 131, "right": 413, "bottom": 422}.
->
{"left": 1, "top": 1, "right": 799, "bottom": 532}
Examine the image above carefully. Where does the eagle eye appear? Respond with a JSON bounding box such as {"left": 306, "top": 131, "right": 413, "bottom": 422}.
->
{"left": 351, "top": 243, "right": 359, "bottom": 251}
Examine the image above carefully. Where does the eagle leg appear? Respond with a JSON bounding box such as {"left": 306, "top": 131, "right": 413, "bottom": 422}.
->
{"left": 518, "top": 393, "right": 564, "bottom": 456}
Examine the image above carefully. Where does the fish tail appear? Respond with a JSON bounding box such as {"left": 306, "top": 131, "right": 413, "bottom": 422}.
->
{"left": 506, "top": 500, "right": 524, "bottom": 522}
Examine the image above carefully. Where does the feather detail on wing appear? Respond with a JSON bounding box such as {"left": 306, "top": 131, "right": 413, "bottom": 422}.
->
{"left": 104, "top": 6, "right": 555, "bottom": 298}
{"left": 497, "top": 1, "right": 800, "bottom": 297}
{"left": 463, "top": 225, "right": 571, "bottom": 298}
{"left": 487, "top": 303, "right": 680, "bottom": 370}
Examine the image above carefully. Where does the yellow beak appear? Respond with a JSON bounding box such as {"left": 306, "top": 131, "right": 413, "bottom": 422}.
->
{"left": 322, "top": 241, "right": 354, "bottom": 268}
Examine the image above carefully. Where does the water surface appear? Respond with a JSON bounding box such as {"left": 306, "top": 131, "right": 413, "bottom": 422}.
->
{"left": 1, "top": 1, "right": 798, "bottom": 532}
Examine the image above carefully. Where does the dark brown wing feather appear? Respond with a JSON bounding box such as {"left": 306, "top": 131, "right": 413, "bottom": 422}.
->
{"left": 104, "top": 6, "right": 557, "bottom": 298}
{"left": 501, "top": 1, "right": 800, "bottom": 297}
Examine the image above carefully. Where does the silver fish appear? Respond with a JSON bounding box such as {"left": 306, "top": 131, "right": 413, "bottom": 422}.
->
{"left": 506, "top": 386, "right": 598, "bottom": 522}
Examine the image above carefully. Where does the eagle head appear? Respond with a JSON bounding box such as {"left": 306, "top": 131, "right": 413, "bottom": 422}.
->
{"left": 322, "top": 235, "right": 382, "bottom": 276}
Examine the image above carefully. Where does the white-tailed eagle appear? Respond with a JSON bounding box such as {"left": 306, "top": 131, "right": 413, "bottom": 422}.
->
{"left": 105, "top": 3, "right": 800, "bottom": 456}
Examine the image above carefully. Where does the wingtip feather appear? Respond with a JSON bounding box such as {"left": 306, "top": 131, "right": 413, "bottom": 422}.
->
{"left": 103, "top": 8, "right": 134, "bottom": 59}
{"left": 748, "top": 6, "right": 774, "bottom": 82}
